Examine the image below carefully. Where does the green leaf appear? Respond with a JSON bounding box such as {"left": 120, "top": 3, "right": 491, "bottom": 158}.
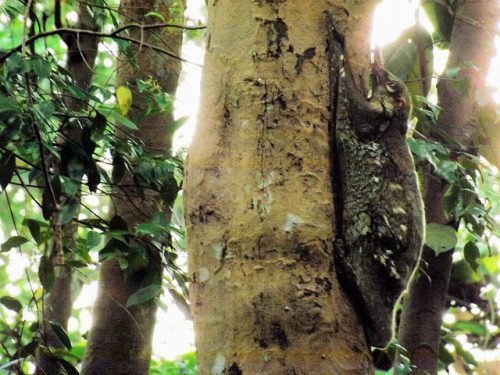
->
{"left": 58, "top": 359, "right": 80, "bottom": 375}
{"left": 0, "top": 296, "right": 22, "bottom": 313}
{"left": 169, "top": 116, "right": 189, "bottom": 136}
{"left": 1, "top": 236, "right": 29, "bottom": 252}
{"left": 91, "top": 112, "right": 107, "bottom": 142}
{"left": 112, "top": 154, "right": 128, "bottom": 184}
{"left": 48, "top": 320, "right": 72, "bottom": 350}
{"left": 126, "top": 284, "right": 161, "bottom": 307}
{"left": 438, "top": 343, "right": 455, "bottom": 366}
{"left": 42, "top": 175, "right": 62, "bottom": 220}
{"left": 17, "top": 339, "right": 39, "bottom": 358}
{"left": 60, "top": 196, "right": 80, "bottom": 225}
{"left": 0, "top": 151, "right": 15, "bottom": 190}
{"left": 463, "top": 242, "right": 480, "bottom": 271}
{"left": 24, "top": 219, "right": 41, "bottom": 244}
{"left": 39, "top": 255, "right": 55, "bottom": 291}
{"left": 145, "top": 11, "right": 166, "bottom": 22}
{"left": 31, "top": 58, "right": 51, "bottom": 79}
{"left": 383, "top": 25, "right": 434, "bottom": 98}
{"left": 0, "top": 95, "right": 19, "bottom": 113}
{"left": 425, "top": 223, "right": 457, "bottom": 255}
{"left": 452, "top": 320, "right": 487, "bottom": 336}
{"left": 87, "top": 231, "right": 102, "bottom": 249}
{"left": 421, "top": 0, "right": 455, "bottom": 43}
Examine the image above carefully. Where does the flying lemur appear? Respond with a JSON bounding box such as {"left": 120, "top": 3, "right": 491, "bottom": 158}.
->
{"left": 326, "top": 12, "right": 425, "bottom": 349}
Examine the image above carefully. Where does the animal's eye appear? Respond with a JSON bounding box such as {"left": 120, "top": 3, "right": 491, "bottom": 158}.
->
{"left": 385, "top": 81, "right": 399, "bottom": 93}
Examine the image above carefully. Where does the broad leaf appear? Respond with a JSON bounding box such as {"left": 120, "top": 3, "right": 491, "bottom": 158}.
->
{"left": 49, "top": 320, "right": 72, "bottom": 350}
{"left": 1, "top": 236, "right": 28, "bottom": 252}
{"left": 0, "top": 296, "right": 22, "bottom": 313}
{"left": 126, "top": 284, "right": 161, "bottom": 307}
{"left": 39, "top": 255, "right": 55, "bottom": 291}
{"left": 425, "top": 223, "right": 457, "bottom": 255}
{"left": 0, "top": 151, "right": 15, "bottom": 190}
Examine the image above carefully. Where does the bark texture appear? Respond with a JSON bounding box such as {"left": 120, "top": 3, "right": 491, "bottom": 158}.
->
{"left": 81, "top": 1, "right": 183, "bottom": 374}
{"left": 397, "top": 1, "right": 498, "bottom": 374}
{"left": 185, "top": 1, "right": 379, "bottom": 373}
{"left": 36, "top": 3, "right": 98, "bottom": 374}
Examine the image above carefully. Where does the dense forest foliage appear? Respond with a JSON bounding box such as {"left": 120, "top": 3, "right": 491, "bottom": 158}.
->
{"left": 0, "top": 0, "right": 498, "bottom": 374}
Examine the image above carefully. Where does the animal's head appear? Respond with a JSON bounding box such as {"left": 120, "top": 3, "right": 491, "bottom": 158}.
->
{"left": 371, "top": 59, "right": 411, "bottom": 135}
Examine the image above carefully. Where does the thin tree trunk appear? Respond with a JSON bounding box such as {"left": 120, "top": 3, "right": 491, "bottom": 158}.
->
{"left": 36, "top": 2, "right": 98, "bottom": 373}
{"left": 81, "top": 1, "right": 184, "bottom": 374}
{"left": 397, "top": 2, "right": 498, "bottom": 374}
{"left": 185, "top": 1, "right": 378, "bottom": 373}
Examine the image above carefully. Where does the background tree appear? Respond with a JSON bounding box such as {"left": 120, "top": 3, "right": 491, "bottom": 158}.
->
{"left": 82, "top": 0, "right": 185, "bottom": 374}
{"left": 398, "top": 1, "right": 499, "bottom": 374}
{"left": 36, "top": 1, "right": 99, "bottom": 373}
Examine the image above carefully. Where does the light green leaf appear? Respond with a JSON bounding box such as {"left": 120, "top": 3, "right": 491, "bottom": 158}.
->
{"left": 425, "top": 223, "right": 457, "bottom": 255}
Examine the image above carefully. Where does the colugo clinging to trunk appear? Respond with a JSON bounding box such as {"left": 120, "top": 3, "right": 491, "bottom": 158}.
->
{"left": 326, "top": 12, "right": 425, "bottom": 349}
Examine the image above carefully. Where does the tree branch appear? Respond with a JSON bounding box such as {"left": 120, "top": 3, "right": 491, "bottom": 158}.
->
{"left": 0, "top": 23, "right": 205, "bottom": 65}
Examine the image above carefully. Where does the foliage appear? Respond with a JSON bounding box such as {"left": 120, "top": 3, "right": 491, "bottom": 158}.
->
{"left": 0, "top": 0, "right": 198, "bottom": 372}
{"left": 379, "top": 0, "right": 500, "bottom": 373}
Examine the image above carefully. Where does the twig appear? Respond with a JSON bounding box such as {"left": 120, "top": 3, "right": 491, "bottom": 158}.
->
{"left": 0, "top": 24, "right": 205, "bottom": 65}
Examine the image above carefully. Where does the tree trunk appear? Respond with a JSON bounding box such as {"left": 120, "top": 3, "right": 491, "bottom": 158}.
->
{"left": 81, "top": 1, "right": 184, "bottom": 374}
{"left": 397, "top": 1, "right": 498, "bottom": 374}
{"left": 36, "top": 2, "right": 98, "bottom": 374}
{"left": 185, "top": 1, "right": 378, "bottom": 373}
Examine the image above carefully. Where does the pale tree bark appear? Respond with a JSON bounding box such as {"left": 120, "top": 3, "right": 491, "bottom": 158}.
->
{"left": 36, "top": 2, "right": 98, "bottom": 374}
{"left": 397, "top": 1, "right": 498, "bottom": 374}
{"left": 81, "top": 1, "right": 184, "bottom": 374}
{"left": 185, "top": 1, "right": 380, "bottom": 373}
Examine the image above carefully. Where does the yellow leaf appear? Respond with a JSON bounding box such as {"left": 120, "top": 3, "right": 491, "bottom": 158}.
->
{"left": 116, "top": 86, "right": 133, "bottom": 116}
{"left": 34, "top": 287, "right": 43, "bottom": 301}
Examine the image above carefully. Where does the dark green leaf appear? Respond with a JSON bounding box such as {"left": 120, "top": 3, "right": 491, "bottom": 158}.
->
{"left": 0, "top": 151, "right": 15, "bottom": 190}
{"left": 425, "top": 223, "right": 457, "bottom": 255}
{"left": 109, "top": 215, "right": 128, "bottom": 231}
{"left": 464, "top": 242, "right": 480, "bottom": 271}
{"left": 59, "top": 359, "right": 80, "bottom": 375}
{"left": 24, "top": 219, "right": 41, "bottom": 244}
{"left": 91, "top": 112, "right": 107, "bottom": 141}
{"left": 0, "top": 296, "right": 22, "bottom": 313}
{"left": 86, "top": 160, "right": 100, "bottom": 192}
{"left": 42, "top": 175, "right": 61, "bottom": 220}
{"left": 31, "top": 58, "right": 51, "bottom": 79}
{"left": 112, "top": 154, "right": 127, "bottom": 184}
{"left": 438, "top": 343, "right": 455, "bottom": 366}
{"left": 39, "top": 255, "right": 55, "bottom": 291}
{"left": 17, "top": 339, "right": 39, "bottom": 358}
{"left": 126, "top": 284, "right": 161, "bottom": 307}
{"left": 0, "top": 95, "right": 19, "bottom": 113}
{"left": 60, "top": 196, "right": 80, "bottom": 225}
{"left": 49, "top": 320, "right": 72, "bottom": 350}
{"left": 1, "top": 236, "right": 29, "bottom": 252}
{"left": 422, "top": 0, "right": 455, "bottom": 43}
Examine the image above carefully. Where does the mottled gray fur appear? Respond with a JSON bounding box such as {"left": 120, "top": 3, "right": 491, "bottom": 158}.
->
{"left": 327, "top": 12, "right": 424, "bottom": 349}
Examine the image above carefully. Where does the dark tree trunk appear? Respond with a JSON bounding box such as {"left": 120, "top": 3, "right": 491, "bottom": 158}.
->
{"left": 397, "top": 1, "right": 498, "bottom": 374}
{"left": 81, "top": 1, "right": 184, "bottom": 374}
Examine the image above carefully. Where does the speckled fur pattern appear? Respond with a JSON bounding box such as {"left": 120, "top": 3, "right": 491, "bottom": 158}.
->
{"left": 335, "top": 89, "right": 424, "bottom": 348}
{"left": 327, "top": 12, "right": 424, "bottom": 349}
